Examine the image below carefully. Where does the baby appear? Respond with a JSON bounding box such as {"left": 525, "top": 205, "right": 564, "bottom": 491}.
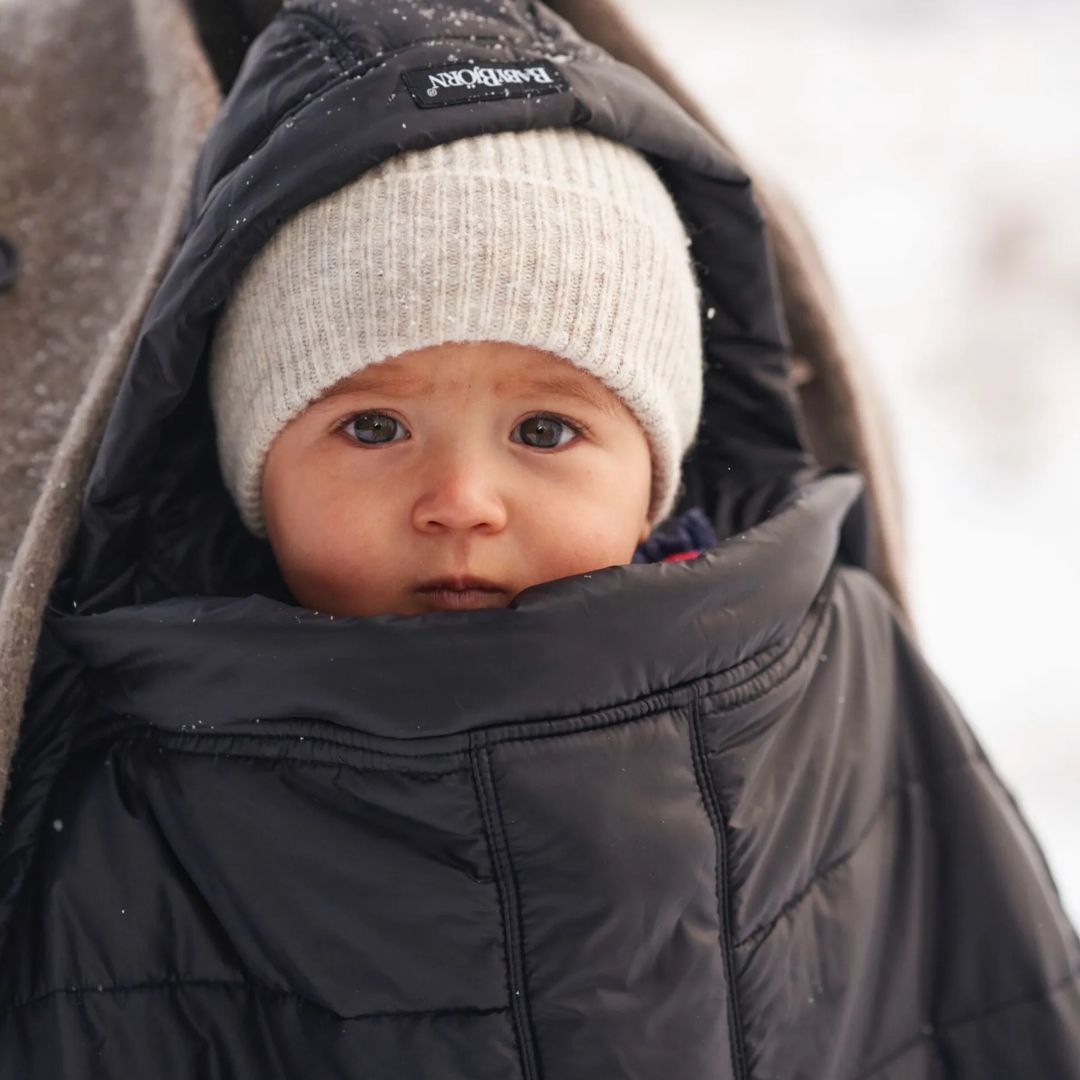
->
{"left": 207, "top": 126, "right": 705, "bottom": 616}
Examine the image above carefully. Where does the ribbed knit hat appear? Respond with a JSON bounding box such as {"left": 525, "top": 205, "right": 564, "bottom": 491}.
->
{"left": 209, "top": 125, "right": 705, "bottom": 537}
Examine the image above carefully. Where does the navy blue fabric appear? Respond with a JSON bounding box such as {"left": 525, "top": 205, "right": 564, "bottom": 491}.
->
{"left": 633, "top": 507, "right": 719, "bottom": 564}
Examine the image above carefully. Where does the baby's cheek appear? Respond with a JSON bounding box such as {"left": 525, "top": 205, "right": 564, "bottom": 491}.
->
{"left": 535, "top": 515, "right": 638, "bottom": 580}
{"left": 270, "top": 491, "right": 348, "bottom": 573}
{"left": 302, "top": 512, "right": 373, "bottom": 576}
{"left": 279, "top": 529, "right": 380, "bottom": 613}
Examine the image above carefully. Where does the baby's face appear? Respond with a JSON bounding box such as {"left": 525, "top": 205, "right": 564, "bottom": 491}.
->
{"left": 262, "top": 341, "right": 653, "bottom": 616}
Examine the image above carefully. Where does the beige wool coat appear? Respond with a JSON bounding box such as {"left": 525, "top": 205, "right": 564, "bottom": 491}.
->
{"left": 0, "top": 0, "right": 908, "bottom": 819}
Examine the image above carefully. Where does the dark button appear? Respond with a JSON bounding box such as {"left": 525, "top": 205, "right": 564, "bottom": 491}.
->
{"left": 0, "top": 234, "right": 20, "bottom": 291}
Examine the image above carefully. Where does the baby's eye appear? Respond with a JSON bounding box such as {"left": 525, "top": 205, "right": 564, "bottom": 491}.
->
{"left": 339, "top": 411, "right": 408, "bottom": 446}
{"left": 512, "top": 414, "right": 582, "bottom": 450}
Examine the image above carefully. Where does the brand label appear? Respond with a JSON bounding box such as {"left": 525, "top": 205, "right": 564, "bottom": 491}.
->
{"left": 401, "top": 58, "right": 569, "bottom": 109}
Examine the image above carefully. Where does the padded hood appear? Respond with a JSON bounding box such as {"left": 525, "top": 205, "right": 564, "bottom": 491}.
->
{"left": 49, "top": 0, "right": 840, "bottom": 620}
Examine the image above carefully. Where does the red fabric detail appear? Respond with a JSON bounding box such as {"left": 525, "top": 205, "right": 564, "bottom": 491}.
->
{"left": 662, "top": 550, "right": 700, "bottom": 563}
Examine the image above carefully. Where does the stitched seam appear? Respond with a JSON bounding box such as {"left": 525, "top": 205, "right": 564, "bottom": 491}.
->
{"left": 468, "top": 747, "right": 519, "bottom": 1052}
{"left": 688, "top": 699, "right": 749, "bottom": 1080}
{"left": 136, "top": 738, "right": 467, "bottom": 780}
{"left": 471, "top": 742, "right": 541, "bottom": 1080}
{"left": 478, "top": 577, "right": 836, "bottom": 754}
{"left": 734, "top": 754, "right": 984, "bottom": 953}
{"left": 698, "top": 568, "right": 837, "bottom": 718}
{"left": 484, "top": 746, "right": 542, "bottom": 1080}
{"left": 152, "top": 727, "right": 459, "bottom": 765}
{"left": 851, "top": 963, "right": 1080, "bottom": 1080}
{"left": 78, "top": 721, "right": 468, "bottom": 776}
{"left": 0, "top": 976, "right": 508, "bottom": 1022}
{"left": 700, "top": 595, "right": 832, "bottom": 714}
{"left": 79, "top": 728, "right": 464, "bottom": 780}
{"left": 469, "top": 747, "right": 526, "bottom": 1077}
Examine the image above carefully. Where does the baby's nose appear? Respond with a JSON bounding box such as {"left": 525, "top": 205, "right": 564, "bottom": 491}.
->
{"left": 411, "top": 456, "right": 509, "bottom": 534}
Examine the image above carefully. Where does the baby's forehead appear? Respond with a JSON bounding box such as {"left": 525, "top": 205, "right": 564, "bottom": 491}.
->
{"left": 317, "top": 342, "right": 628, "bottom": 418}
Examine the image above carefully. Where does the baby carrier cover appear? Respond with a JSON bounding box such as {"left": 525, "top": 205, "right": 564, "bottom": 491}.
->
{"left": 0, "top": 2, "right": 1077, "bottom": 1077}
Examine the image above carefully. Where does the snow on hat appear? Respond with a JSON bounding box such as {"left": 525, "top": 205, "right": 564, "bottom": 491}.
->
{"left": 209, "top": 124, "right": 705, "bottom": 536}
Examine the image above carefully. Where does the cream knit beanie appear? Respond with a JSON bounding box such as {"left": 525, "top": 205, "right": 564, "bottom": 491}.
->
{"left": 209, "top": 125, "right": 704, "bottom": 537}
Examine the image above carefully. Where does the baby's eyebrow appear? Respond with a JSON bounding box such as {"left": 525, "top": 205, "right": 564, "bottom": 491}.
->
{"left": 317, "top": 371, "right": 434, "bottom": 402}
{"left": 492, "top": 374, "right": 624, "bottom": 418}
{"left": 316, "top": 369, "right": 623, "bottom": 417}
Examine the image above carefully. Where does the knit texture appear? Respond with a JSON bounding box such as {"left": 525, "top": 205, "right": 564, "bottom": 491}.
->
{"left": 209, "top": 125, "right": 705, "bottom": 536}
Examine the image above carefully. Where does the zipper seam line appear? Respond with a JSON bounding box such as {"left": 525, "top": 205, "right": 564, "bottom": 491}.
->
{"left": 471, "top": 739, "right": 542, "bottom": 1080}
{"left": 689, "top": 697, "right": 750, "bottom": 1080}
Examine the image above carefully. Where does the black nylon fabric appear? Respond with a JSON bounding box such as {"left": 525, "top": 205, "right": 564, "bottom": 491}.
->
{"left": 1, "top": 1, "right": 1078, "bottom": 1077}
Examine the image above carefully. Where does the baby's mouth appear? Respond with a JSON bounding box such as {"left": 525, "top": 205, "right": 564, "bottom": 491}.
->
{"left": 415, "top": 575, "right": 509, "bottom": 611}
{"left": 417, "top": 589, "right": 507, "bottom": 611}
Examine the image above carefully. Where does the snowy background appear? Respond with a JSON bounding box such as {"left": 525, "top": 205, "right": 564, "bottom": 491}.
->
{"left": 618, "top": 0, "right": 1080, "bottom": 923}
